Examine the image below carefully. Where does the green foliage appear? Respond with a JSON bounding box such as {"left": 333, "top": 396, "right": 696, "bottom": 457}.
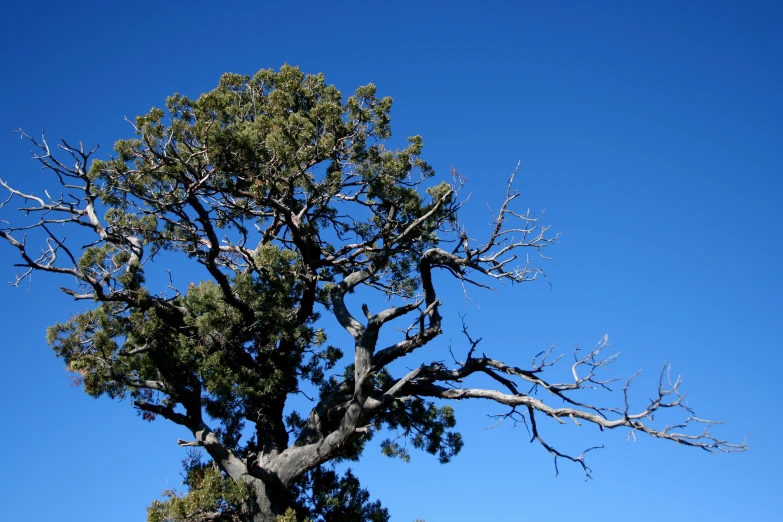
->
{"left": 50, "top": 62, "right": 452, "bottom": 423}
{"left": 276, "top": 508, "right": 311, "bottom": 522}
{"left": 148, "top": 451, "right": 251, "bottom": 522}
{"left": 37, "top": 64, "right": 465, "bottom": 520}
{"left": 379, "top": 400, "right": 463, "bottom": 464}
{"left": 289, "top": 467, "right": 389, "bottom": 522}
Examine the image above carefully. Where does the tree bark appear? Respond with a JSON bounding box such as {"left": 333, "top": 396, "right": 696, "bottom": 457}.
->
{"left": 242, "top": 476, "right": 286, "bottom": 522}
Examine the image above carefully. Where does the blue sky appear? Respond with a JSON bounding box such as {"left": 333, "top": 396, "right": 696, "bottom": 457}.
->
{"left": 0, "top": 1, "right": 780, "bottom": 521}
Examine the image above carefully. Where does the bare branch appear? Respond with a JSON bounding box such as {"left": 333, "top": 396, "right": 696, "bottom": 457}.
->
{"left": 375, "top": 333, "right": 746, "bottom": 475}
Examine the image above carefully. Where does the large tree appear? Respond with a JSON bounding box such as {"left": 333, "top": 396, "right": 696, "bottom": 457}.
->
{"left": 0, "top": 65, "right": 744, "bottom": 521}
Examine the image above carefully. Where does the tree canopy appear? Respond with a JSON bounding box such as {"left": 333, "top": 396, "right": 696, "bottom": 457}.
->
{"left": 0, "top": 65, "right": 746, "bottom": 521}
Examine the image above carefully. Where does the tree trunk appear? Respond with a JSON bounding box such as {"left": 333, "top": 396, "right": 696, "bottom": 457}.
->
{"left": 242, "top": 475, "right": 287, "bottom": 522}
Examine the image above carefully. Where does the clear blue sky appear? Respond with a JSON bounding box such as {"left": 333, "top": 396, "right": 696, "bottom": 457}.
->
{"left": 1, "top": 1, "right": 780, "bottom": 521}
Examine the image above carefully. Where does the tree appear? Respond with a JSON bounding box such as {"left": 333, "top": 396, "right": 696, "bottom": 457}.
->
{"left": 0, "top": 65, "right": 745, "bottom": 521}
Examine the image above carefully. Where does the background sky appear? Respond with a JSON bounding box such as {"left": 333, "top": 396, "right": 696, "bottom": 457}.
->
{"left": 0, "top": 1, "right": 780, "bottom": 521}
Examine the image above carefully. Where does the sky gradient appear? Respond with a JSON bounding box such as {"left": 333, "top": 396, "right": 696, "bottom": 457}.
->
{"left": 0, "top": 1, "right": 780, "bottom": 521}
